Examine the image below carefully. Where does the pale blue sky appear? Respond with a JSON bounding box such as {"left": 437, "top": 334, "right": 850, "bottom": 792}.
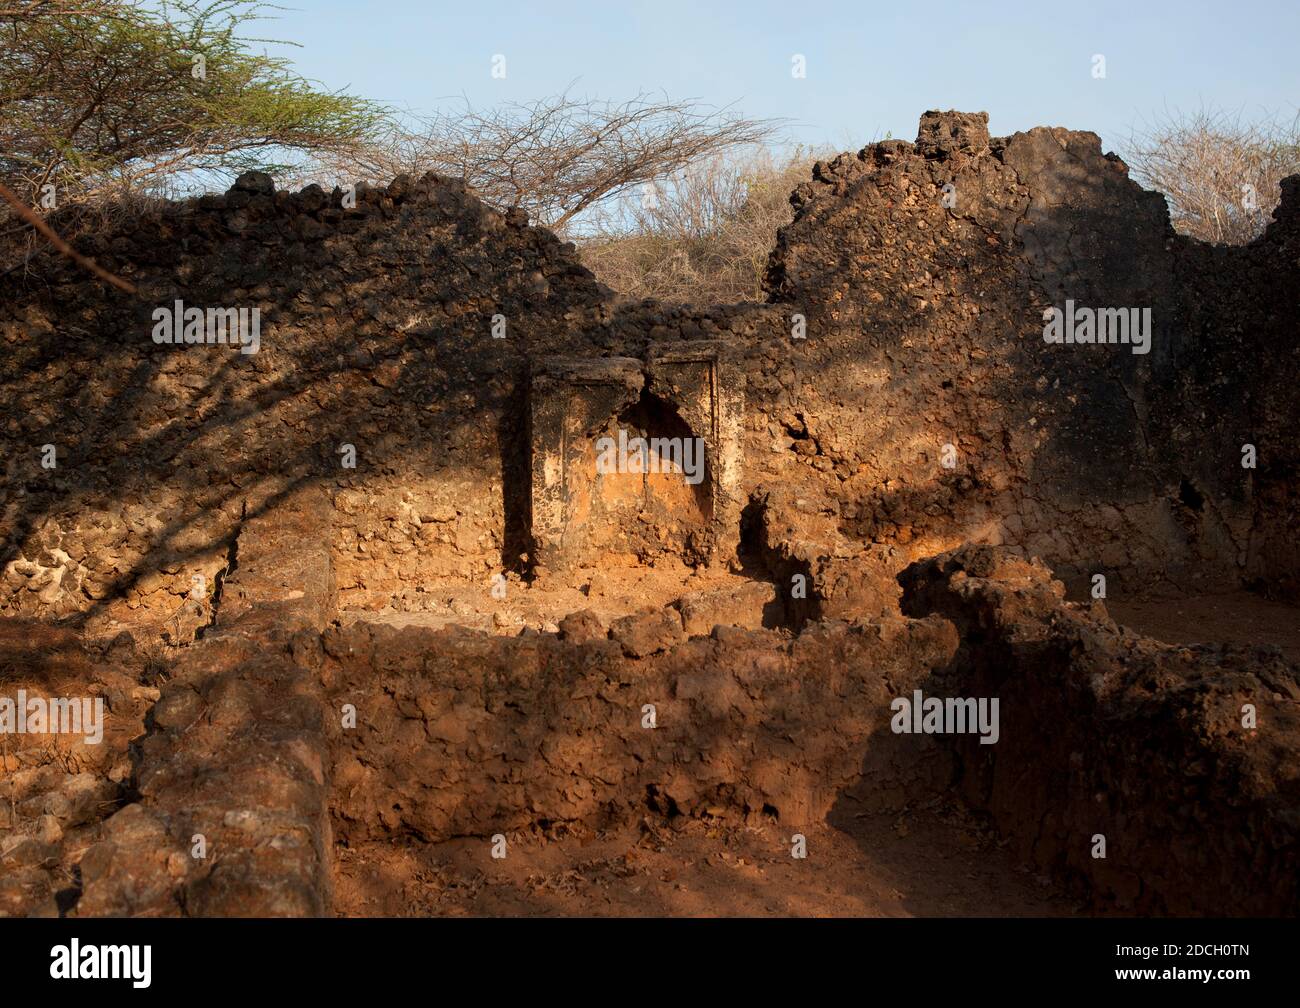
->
{"left": 259, "top": 0, "right": 1299, "bottom": 156}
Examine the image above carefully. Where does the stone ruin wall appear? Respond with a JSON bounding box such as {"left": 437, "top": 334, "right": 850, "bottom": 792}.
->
{"left": 2, "top": 111, "right": 1297, "bottom": 639}
{"left": 2, "top": 112, "right": 1299, "bottom": 917}
{"left": 0, "top": 173, "right": 609, "bottom": 631}
{"left": 897, "top": 547, "right": 1300, "bottom": 917}
{"left": 758, "top": 111, "right": 1299, "bottom": 608}
{"left": 7, "top": 517, "right": 1296, "bottom": 916}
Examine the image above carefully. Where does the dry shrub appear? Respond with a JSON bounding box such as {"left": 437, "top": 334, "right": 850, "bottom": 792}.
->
{"left": 578, "top": 146, "right": 826, "bottom": 304}
{"left": 299, "top": 90, "right": 778, "bottom": 235}
{"left": 1125, "top": 107, "right": 1300, "bottom": 245}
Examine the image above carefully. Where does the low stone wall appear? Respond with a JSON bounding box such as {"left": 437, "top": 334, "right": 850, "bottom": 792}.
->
{"left": 323, "top": 613, "right": 958, "bottom": 843}
{"left": 323, "top": 543, "right": 1300, "bottom": 916}
{"left": 63, "top": 487, "right": 337, "bottom": 917}
{"left": 900, "top": 545, "right": 1300, "bottom": 916}
{"left": 6, "top": 536, "right": 1297, "bottom": 916}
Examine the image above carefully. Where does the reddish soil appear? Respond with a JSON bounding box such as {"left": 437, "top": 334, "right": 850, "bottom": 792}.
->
{"left": 339, "top": 557, "right": 782, "bottom": 636}
{"left": 1109, "top": 592, "right": 1300, "bottom": 662}
{"left": 332, "top": 801, "right": 1079, "bottom": 917}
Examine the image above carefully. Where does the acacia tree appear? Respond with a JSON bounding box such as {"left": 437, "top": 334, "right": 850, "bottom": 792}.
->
{"left": 308, "top": 90, "right": 779, "bottom": 236}
{"left": 1, "top": 0, "right": 387, "bottom": 281}
{"left": 2, "top": 3, "right": 776, "bottom": 286}
{"left": 1, "top": 0, "right": 386, "bottom": 203}
{"left": 1125, "top": 108, "right": 1300, "bottom": 245}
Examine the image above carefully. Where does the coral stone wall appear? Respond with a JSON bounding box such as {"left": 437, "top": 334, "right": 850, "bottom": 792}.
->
{"left": 753, "top": 111, "right": 1299, "bottom": 604}
{"left": 899, "top": 546, "right": 1300, "bottom": 915}
{"left": 1, "top": 111, "right": 1296, "bottom": 634}
{"left": 0, "top": 172, "right": 608, "bottom": 629}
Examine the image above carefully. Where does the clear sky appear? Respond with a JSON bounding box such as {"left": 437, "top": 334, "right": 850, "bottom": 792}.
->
{"left": 260, "top": 0, "right": 1298, "bottom": 155}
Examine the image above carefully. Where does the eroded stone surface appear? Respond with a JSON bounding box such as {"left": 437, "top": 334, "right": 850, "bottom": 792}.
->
{"left": 1, "top": 111, "right": 1297, "bottom": 918}
{"left": 3, "top": 113, "right": 1296, "bottom": 631}
{"left": 322, "top": 613, "right": 959, "bottom": 842}
{"left": 900, "top": 544, "right": 1300, "bottom": 916}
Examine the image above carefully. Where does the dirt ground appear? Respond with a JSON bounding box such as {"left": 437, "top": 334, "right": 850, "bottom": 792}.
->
{"left": 1109, "top": 591, "right": 1300, "bottom": 662}
{"left": 331, "top": 799, "right": 1080, "bottom": 917}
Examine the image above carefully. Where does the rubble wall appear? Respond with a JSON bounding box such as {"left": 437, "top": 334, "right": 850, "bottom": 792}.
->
{"left": 2, "top": 108, "right": 1296, "bottom": 920}
{"left": 0, "top": 173, "right": 609, "bottom": 630}
{"left": 321, "top": 541, "right": 1300, "bottom": 915}
{"left": 899, "top": 545, "right": 1300, "bottom": 916}
{"left": 323, "top": 612, "right": 958, "bottom": 843}
{"left": 1, "top": 110, "right": 1296, "bottom": 632}
{"left": 750, "top": 112, "right": 1300, "bottom": 606}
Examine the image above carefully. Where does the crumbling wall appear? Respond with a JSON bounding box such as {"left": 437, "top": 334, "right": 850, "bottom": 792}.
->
{"left": 2, "top": 109, "right": 1296, "bottom": 629}
{"left": 3, "top": 108, "right": 1296, "bottom": 920}
{"left": 1169, "top": 176, "right": 1300, "bottom": 602}
{"left": 324, "top": 540, "right": 1300, "bottom": 915}
{"left": 752, "top": 111, "right": 1300, "bottom": 604}
{"left": 7, "top": 531, "right": 1297, "bottom": 917}
{"left": 0, "top": 623, "right": 158, "bottom": 917}
{"left": 323, "top": 613, "right": 958, "bottom": 843}
{"left": 66, "top": 487, "right": 337, "bottom": 917}
{"left": 899, "top": 545, "right": 1300, "bottom": 916}
{"left": 0, "top": 172, "right": 609, "bottom": 631}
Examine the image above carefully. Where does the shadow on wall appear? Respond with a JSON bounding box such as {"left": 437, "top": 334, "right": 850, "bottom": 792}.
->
{"left": 1, "top": 113, "right": 1297, "bottom": 633}
{"left": 753, "top": 113, "right": 1297, "bottom": 600}
{"left": 0, "top": 171, "right": 607, "bottom": 630}
{"left": 837, "top": 545, "right": 1300, "bottom": 917}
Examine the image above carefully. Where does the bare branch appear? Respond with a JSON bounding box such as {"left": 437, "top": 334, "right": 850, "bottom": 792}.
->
{"left": 1124, "top": 106, "right": 1300, "bottom": 245}
{"left": 305, "top": 89, "right": 782, "bottom": 236}
{"left": 0, "top": 178, "right": 136, "bottom": 291}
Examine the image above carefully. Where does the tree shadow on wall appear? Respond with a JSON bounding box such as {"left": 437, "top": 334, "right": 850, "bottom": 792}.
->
{"left": 0, "top": 182, "right": 602, "bottom": 630}
{"left": 1, "top": 169, "right": 1295, "bottom": 633}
